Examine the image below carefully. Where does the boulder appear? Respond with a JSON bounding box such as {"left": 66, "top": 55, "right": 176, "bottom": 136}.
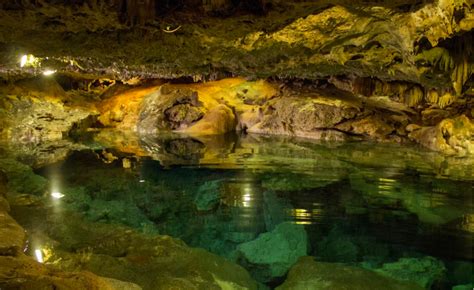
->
{"left": 276, "top": 257, "right": 423, "bottom": 290}
{"left": 29, "top": 211, "right": 259, "bottom": 290}
{"left": 0, "top": 211, "right": 25, "bottom": 256}
{"left": 182, "top": 104, "right": 237, "bottom": 135}
{"left": 0, "top": 254, "right": 142, "bottom": 290}
{"left": 317, "top": 227, "right": 359, "bottom": 263}
{"left": 421, "top": 109, "right": 451, "bottom": 126}
{"left": 249, "top": 96, "right": 358, "bottom": 140}
{"left": 452, "top": 284, "right": 474, "bottom": 290}
{"left": 137, "top": 85, "right": 204, "bottom": 134}
{"left": 194, "top": 180, "right": 222, "bottom": 211}
{"left": 337, "top": 115, "right": 395, "bottom": 139}
{"left": 374, "top": 256, "right": 447, "bottom": 289}
{"left": 408, "top": 115, "right": 473, "bottom": 155}
{"left": 0, "top": 158, "right": 48, "bottom": 195}
{"left": 236, "top": 222, "right": 308, "bottom": 282}
{"left": 0, "top": 92, "right": 93, "bottom": 143}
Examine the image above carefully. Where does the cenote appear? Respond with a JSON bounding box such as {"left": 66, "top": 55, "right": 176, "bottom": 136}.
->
{"left": 0, "top": 0, "right": 473, "bottom": 289}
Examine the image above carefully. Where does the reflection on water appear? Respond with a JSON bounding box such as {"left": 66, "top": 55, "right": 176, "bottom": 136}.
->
{"left": 5, "top": 132, "right": 474, "bottom": 288}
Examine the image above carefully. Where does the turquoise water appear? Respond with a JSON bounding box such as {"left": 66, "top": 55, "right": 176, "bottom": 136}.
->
{"left": 7, "top": 133, "right": 474, "bottom": 288}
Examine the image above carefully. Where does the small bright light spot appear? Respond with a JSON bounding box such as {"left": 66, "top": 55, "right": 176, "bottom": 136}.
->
{"left": 243, "top": 194, "right": 251, "bottom": 202}
{"left": 51, "top": 191, "right": 64, "bottom": 199}
{"left": 20, "top": 55, "right": 28, "bottom": 67}
{"left": 42, "top": 70, "right": 56, "bottom": 76}
{"left": 139, "top": 179, "right": 145, "bottom": 183}
{"left": 35, "top": 249, "right": 44, "bottom": 263}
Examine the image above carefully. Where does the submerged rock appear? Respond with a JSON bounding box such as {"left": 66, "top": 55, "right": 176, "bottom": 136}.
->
{"left": 31, "top": 211, "right": 259, "bottom": 290}
{"left": 236, "top": 222, "right": 308, "bottom": 282}
{"left": 277, "top": 257, "right": 423, "bottom": 290}
{"left": 0, "top": 158, "right": 48, "bottom": 195}
{"left": 452, "top": 283, "right": 474, "bottom": 290}
{"left": 317, "top": 227, "right": 360, "bottom": 263}
{"left": 194, "top": 180, "right": 222, "bottom": 211}
{"left": 374, "top": 256, "right": 447, "bottom": 289}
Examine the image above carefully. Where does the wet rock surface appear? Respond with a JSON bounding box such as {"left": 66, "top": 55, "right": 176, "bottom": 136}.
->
{"left": 277, "top": 256, "right": 423, "bottom": 290}
{"left": 138, "top": 86, "right": 204, "bottom": 133}
{"left": 0, "top": 211, "right": 25, "bottom": 256}
{"left": 408, "top": 115, "right": 473, "bottom": 155}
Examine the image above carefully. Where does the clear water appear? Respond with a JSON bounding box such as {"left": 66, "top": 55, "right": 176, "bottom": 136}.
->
{"left": 7, "top": 133, "right": 474, "bottom": 288}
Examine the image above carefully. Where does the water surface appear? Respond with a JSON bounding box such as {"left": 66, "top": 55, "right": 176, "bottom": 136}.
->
{"left": 7, "top": 133, "right": 474, "bottom": 288}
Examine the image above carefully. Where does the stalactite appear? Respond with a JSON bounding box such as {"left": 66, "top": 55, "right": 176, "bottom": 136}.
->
{"left": 119, "top": 0, "right": 156, "bottom": 26}
{"left": 438, "top": 91, "right": 456, "bottom": 108}
{"left": 416, "top": 32, "right": 473, "bottom": 97}
{"left": 404, "top": 86, "right": 424, "bottom": 107}
{"left": 425, "top": 89, "right": 439, "bottom": 104}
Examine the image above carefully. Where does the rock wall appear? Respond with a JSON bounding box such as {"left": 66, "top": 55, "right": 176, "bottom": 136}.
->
{"left": 94, "top": 77, "right": 473, "bottom": 155}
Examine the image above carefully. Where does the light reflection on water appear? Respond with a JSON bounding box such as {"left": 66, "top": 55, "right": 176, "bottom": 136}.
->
{"left": 5, "top": 133, "right": 473, "bottom": 287}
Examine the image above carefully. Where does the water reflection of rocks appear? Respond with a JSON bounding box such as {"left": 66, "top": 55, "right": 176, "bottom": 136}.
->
{"left": 1, "top": 132, "right": 473, "bottom": 288}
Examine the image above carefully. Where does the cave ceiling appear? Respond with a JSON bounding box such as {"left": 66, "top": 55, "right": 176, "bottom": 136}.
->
{"left": 0, "top": 0, "right": 472, "bottom": 95}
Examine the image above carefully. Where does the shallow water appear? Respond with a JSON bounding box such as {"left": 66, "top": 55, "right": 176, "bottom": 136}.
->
{"left": 6, "top": 133, "right": 474, "bottom": 288}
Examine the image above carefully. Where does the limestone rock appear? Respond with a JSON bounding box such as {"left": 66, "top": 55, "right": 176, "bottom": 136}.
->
{"left": 236, "top": 222, "right": 308, "bottom": 282}
{"left": 408, "top": 115, "right": 473, "bottom": 155}
{"left": 0, "top": 170, "right": 7, "bottom": 197}
{"left": 249, "top": 96, "right": 358, "bottom": 140}
{"left": 0, "top": 254, "right": 141, "bottom": 290}
{"left": 421, "top": 108, "right": 451, "bottom": 126}
{"left": 182, "top": 104, "right": 237, "bottom": 135}
{"left": 0, "top": 211, "right": 25, "bottom": 256}
{"left": 0, "top": 90, "right": 93, "bottom": 143}
{"left": 1, "top": 0, "right": 472, "bottom": 90}
{"left": 276, "top": 257, "right": 423, "bottom": 290}
{"left": 374, "top": 256, "right": 447, "bottom": 289}
{"left": 0, "top": 171, "right": 9, "bottom": 212}
{"left": 0, "top": 196, "right": 9, "bottom": 212}
{"left": 101, "top": 277, "right": 143, "bottom": 290}
{"left": 337, "top": 115, "right": 394, "bottom": 139}
{"left": 453, "top": 284, "right": 474, "bottom": 290}
{"left": 317, "top": 227, "right": 359, "bottom": 263}
{"left": 137, "top": 85, "right": 204, "bottom": 134}
{"left": 194, "top": 180, "right": 222, "bottom": 211}
{"left": 0, "top": 158, "right": 48, "bottom": 195}
{"left": 238, "top": 108, "right": 263, "bottom": 132}
{"left": 32, "top": 212, "right": 259, "bottom": 290}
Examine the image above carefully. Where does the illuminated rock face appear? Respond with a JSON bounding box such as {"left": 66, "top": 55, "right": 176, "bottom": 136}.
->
{"left": 137, "top": 86, "right": 205, "bottom": 133}
{"left": 0, "top": 0, "right": 472, "bottom": 90}
{"left": 0, "top": 0, "right": 472, "bottom": 154}
{"left": 408, "top": 115, "right": 474, "bottom": 156}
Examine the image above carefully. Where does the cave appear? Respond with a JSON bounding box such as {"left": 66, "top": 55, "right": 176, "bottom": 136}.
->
{"left": 0, "top": 1, "right": 473, "bottom": 289}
